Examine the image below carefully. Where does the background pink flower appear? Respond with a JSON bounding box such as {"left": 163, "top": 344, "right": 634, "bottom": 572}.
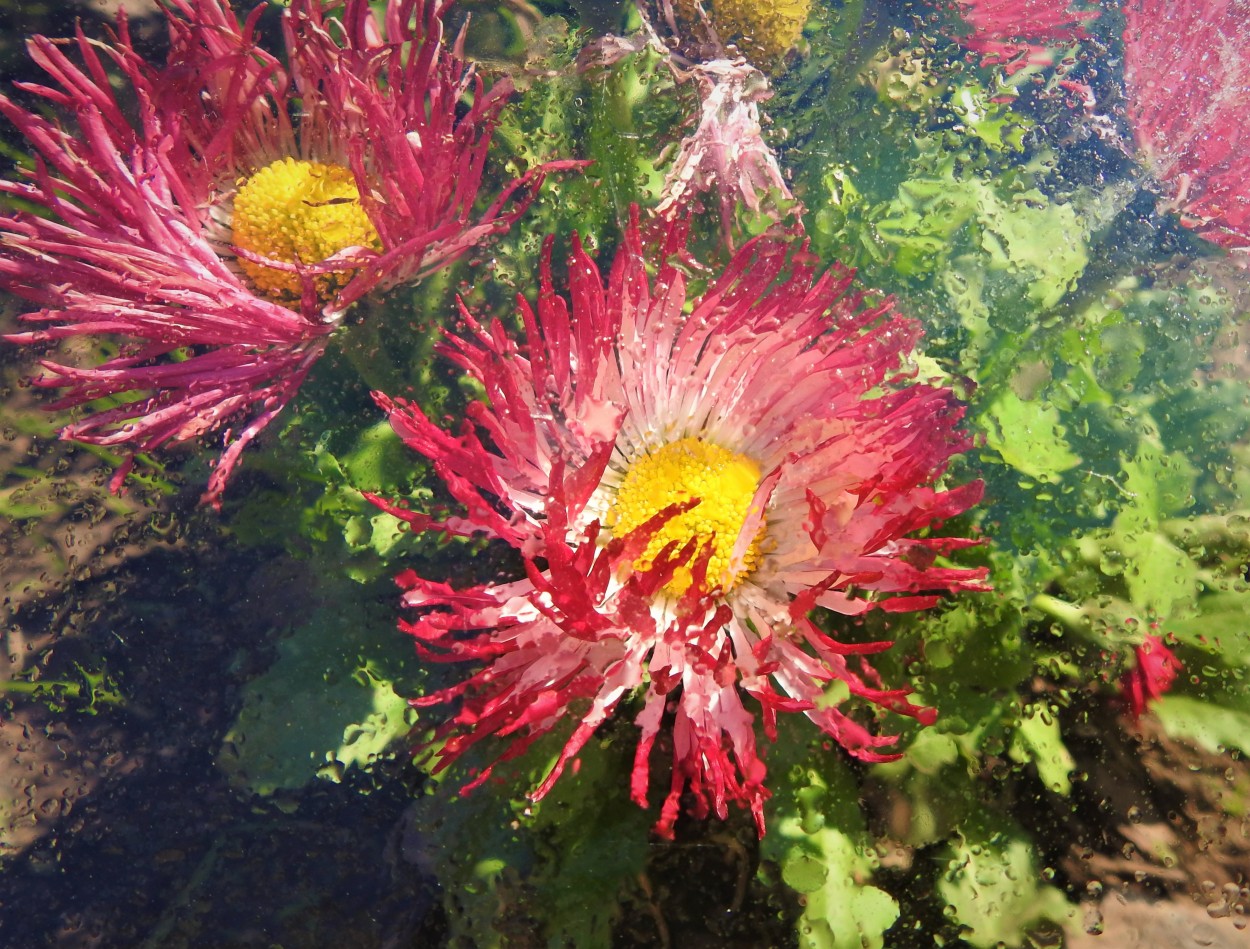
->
{"left": 1121, "top": 633, "right": 1183, "bottom": 721}
{"left": 955, "top": 0, "right": 1097, "bottom": 73}
{"left": 1123, "top": 0, "right": 1250, "bottom": 255}
{"left": 655, "top": 59, "right": 795, "bottom": 249}
{"left": 0, "top": 0, "right": 568, "bottom": 505}
{"left": 369, "top": 212, "right": 987, "bottom": 836}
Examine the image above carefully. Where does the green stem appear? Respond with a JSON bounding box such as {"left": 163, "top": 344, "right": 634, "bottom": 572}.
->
{"left": 1030, "top": 593, "right": 1085, "bottom": 634}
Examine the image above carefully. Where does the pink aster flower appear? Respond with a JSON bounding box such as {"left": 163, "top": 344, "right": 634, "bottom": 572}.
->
{"left": 1123, "top": 0, "right": 1250, "bottom": 256}
{"left": 368, "top": 212, "right": 988, "bottom": 836}
{"left": 655, "top": 59, "right": 795, "bottom": 249}
{"left": 0, "top": 0, "right": 570, "bottom": 506}
{"left": 954, "top": 0, "right": 1098, "bottom": 74}
{"left": 1120, "top": 634, "right": 1182, "bottom": 722}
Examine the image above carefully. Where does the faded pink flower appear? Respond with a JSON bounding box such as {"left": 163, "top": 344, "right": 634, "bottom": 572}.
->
{"left": 1121, "top": 634, "right": 1182, "bottom": 722}
{"left": 1123, "top": 0, "right": 1250, "bottom": 255}
{"left": 655, "top": 59, "right": 795, "bottom": 249}
{"left": 368, "top": 212, "right": 987, "bottom": 836}
{"left": 0, "top": 0, "right": 569, "bottom": 506}
{"left": 580, "top": 3, "right": 798, "bottom": 247}
{"left": 955, "top": 0, "right": 1097, "bottom": 74}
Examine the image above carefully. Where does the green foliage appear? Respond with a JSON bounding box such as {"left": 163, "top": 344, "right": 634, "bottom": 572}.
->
{"left": 936, "top": 812, "right": 1074, "bottom": 947}
{"left": 489, "top": 22, "right": 675, "bottom": 260}
{"left": 763, "top": 730, "right": 900, "bottom": 949}
{"left": 524, "top": 737, "right": 653, "bottom": 947}
{"left": 217, "top": 575, "right": 421, "bottom": 795}
{"left": 406, "top": 727, "right": 650, "bottom": 948}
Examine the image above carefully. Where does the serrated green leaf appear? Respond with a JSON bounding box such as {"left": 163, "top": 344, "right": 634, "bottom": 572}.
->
{"left": 982, "top": 389, "right": 1082, "bottom": 480}
{"left": 937, "top": 816, "right": 1074, "bottom": 947}
{"left": 1008, "top": 705, "right": 1074, "bottom": 795}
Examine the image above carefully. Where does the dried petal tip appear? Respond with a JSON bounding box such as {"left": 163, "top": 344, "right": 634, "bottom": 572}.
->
{"left": 656, "top": 59, "right": 797, "bottom": 248}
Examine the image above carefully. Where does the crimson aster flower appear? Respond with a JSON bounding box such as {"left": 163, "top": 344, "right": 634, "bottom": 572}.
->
{"left": 954, "top": 0, "right": 1097, "bottom": 74}
{"left": 1123, "top": 0, "right": 1250, "bottom": 257}
{"left": 368, "top": 213, "right": 988, "bottom": 836}
{"left": 1120, "top": 633, "right": 1182, "bottom": 722}
{"left": 0, "top": 0, "right": 567, "bottom": 505}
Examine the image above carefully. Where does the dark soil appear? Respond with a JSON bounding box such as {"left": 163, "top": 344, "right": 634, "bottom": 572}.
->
{"left": 0, "top": 471, "right": 433, "bottom": 947}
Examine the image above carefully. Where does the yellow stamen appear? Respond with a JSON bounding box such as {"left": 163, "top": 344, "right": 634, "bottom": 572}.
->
{"left": 676, "top": 0, "right": 811, "bottom": 63}
{"left": 607, "top": 437, "right": 767, "bottom": 596}
{"left": 231, "top": 158, "right": 380, "bottom": 303}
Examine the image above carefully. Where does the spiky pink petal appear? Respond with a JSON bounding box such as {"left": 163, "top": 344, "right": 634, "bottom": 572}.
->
{"left": 955, "top": 0, "right": 1097, "bottom": 74}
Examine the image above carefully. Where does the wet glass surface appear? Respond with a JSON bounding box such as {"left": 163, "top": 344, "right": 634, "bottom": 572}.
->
{"left": 2, "top": 1, "right": 1249, "bottom": 946}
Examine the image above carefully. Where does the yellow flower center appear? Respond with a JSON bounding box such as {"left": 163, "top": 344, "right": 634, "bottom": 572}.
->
{"left": 231, "top": 158, "right": 380, "bottom": 303}
{"left": 607, "top": 437, "right": 766, "bottom": 596}
{"left": 676, "top": 0, "right": 810, "bottom": 63}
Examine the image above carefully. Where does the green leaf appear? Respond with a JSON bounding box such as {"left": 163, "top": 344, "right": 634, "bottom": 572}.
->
{"left": 524, "top": 735, "right": 651, "bottom": 949}
{"left": 334, "top": 418, "right": 415, "bottom": 492}
{"left": 982, "top": 389, "right": 1082, "bottom": 480}
{"left": 1153, "top": 695, "right": 1250, "bottom": 756}
{"left": 217, "top": 579, "right": 418, "bottom": 795}
{"left": 1168, "top": 591, "right": 1250, "bottom": 664}
{"left": 404, "top": 779, "right": 533, "bottom": 949}
{"left": 974, "top": 189, "right": 1087, "bottom": 310}
{"left": 937, "top": 815, "right": 1074, "bottom": 947}
{"left": 1117, "top": 530, "right": 1199, "bottom": 620}
{"left": 1116, "top": 446, "right": 1197, "bottom": 533}
{"left": 763, "top": 737, "right": 898, "bottom": 949}
{"left": 774, "top": 821, "right": 899, "bottom": 949}
{"left": 948, "top": 84, "right": 1028, "bottom": 152}
{"left": 1008, "top": 704, "right": 1074, "bottom": 795}
{"left": 904, "top": 729, "right": 961, "bottom": 775}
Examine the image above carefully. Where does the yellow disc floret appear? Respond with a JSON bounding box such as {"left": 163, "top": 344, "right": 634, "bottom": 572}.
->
{"left": 676, "top": 0, "right": 811, "bottom": 64}
{"left": 608, "top": 437, "right": 767, "bottom": 596}
{"left": 231, "top": 158, "right": 380, "bottom": 304}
